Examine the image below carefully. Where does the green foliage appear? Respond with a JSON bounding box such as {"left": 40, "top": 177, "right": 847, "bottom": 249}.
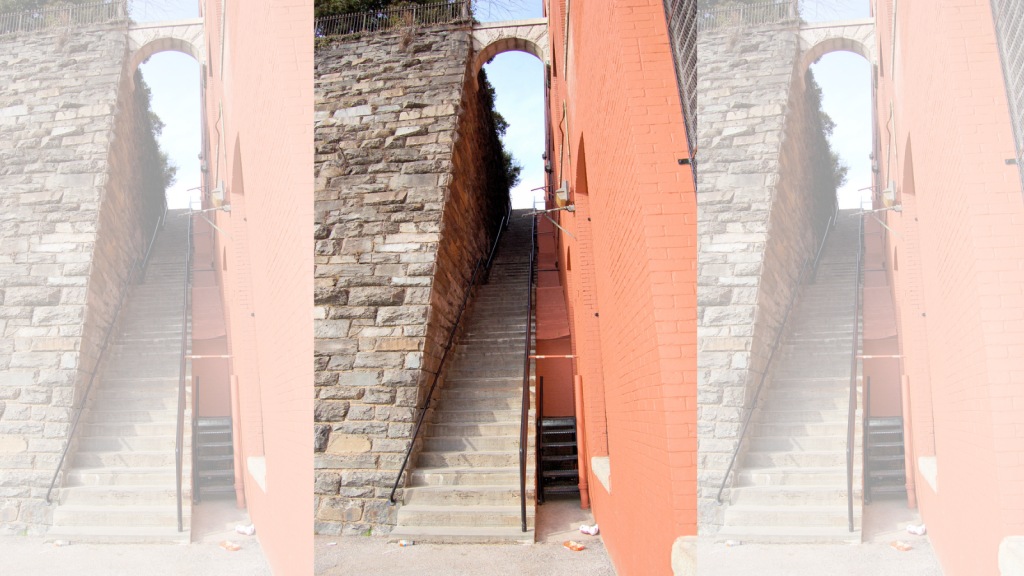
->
{"left": 314, "top": 0, "right": 437, "bottom": 19}
{"left": 135, "top": 72, "right": 178, "bottom": 196}
{"left": 478, "top": 69, "right": 522, "bottom": 191}
{"left": 805, "top": 69, "right": 848, "bottom": 195}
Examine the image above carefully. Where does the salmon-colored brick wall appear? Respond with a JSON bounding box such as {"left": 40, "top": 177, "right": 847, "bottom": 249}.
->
{"left": 543, "top": 1, "right": 697, "bottom": 574}
{"left": 201, "top": 1, "right": 313, "bottom": 574}
{"left": 874, "top": 1, "right": 1024, "bottom": 574}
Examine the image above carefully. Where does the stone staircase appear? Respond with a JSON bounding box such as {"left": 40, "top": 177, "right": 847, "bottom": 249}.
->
{"left": 719, "top": 210, "right": 863, "bottom": 544}
{"left": 390, "top": 210, "right": 536, "bottom": 544}
{"left": 47, "top": 211, "right": 192, "bottom": 543}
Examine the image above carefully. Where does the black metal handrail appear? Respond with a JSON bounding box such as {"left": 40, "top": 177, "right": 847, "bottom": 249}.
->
{"left": 846, "top": 212, "right": 865, "bottom": 532}
{"left": 715, "top": 256, "right": 809, "bottom": 504}
{"left": 863, "top": 376, "right": 871, "bottom": 505}
{"left": 175, "top": 212, "right": 194, "bottom": 532}
{"left": 45, "top": 212, "right": 166, "bottom": 505}
{"left": 44, "top": 259, "right": 138, "bottom": 504}
{"left": 388, "top": 210, "right": 512, "bottom": 505}
{"left": 519, "top": 212, "right": 537, "bottom": 532}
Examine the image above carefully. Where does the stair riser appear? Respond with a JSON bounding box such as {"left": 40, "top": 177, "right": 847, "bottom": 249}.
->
{"left": 422, "top": 437, "right": 520, "bottom": 452}
{"left": 762, "top": 399, "right": 852, "bottom": 411}
{"left": 59, "top": 489, "right": 178, "bottom": 506}
{"left": 52, "top": 509, "right": 189, "bottom": 528}
{"left": 426, "top": 423, "right": 522, "bottom": 437}
{"left": 435, "top": 398, "right": 524, "bottom": 411}
{"left": 744, "top": 452, "right": 847, "bottom": 468}
{"left": 73, "top": 452, "right": 176, "bottom": 468}
{"left": 409, "top": 470, "right": 522, "bottom": 487}
{"left": 430, "top": 410, "right": 529, "bottom": 424}
{"left": 86, "top": 398, "right": 180, "bottom": 411}
{"left": 403, "top": 488, "right": 530, "bottom": 507}
{"left": 396, "top": 509, "right": 534, "bottom": 529}
{"left": 724, "top": 509, "right": 861, "bottom": 529}
{"left": 78, "top": 437, "right": 176, "bottom": 451}
{"left": 82, "top": 423, "right": 177, "bottom": 437}
{"left": 417, "top": 452, "right": 518, "bottom": 468}
{"left": 752, "top": 423, "right": 848, "bottom": 437}
{"left": 736, "top": 471, "right": 851, "bottom": 487}
{"left": 730, "top": 488, "right": 860, "bottom": 506}
{"left": 748, "top": 437, "right": 855, "bottom": 452}
{"left": 66, "top": 470, "right": 177, "bottom": 487}
{"left": 757, "top": 410, "right": 850, "bottom": 424}
{"left": 85, "top": 411, "right": 179, "bottom": 424}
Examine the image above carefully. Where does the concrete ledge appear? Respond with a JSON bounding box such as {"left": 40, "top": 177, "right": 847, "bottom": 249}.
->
{"left": 591, "top": 456, "right": 610, "bottom": 494}
{"left": 248, "top": 456, "right": 267, "bottom": 493}
{"left": 1000, "top": 536, "right": 1024, "bottom": 575}
{"left": 918, "top": 456, "right": 937, "bottom": 493}
{"left": 672, "top": 535, "right": 696, "bottom": 576}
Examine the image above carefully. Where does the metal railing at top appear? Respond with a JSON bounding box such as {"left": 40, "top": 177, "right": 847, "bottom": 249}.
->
{"left": 0, "top": 1, "right": 125, "bottom": 36}
{"left": 45, "top": 209, "right": 166, "bottom": 505}
{"left": 388, "top": 204, "right": 513, "bottom": 506}
{"left": 315, "top": 0, "right": 469, "bottom": 38}
{"left": 664, "top": 0, "right": 699, "bottom": 172}
{"left": 698, "top": 0, "right": 797, "bottom": 34}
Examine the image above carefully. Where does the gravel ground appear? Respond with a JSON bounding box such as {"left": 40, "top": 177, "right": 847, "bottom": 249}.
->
{"left": 315, "top": 497, "right": 617, "bottom": 576}
{"left": 699, "top": 499, "right": 945, "bottom": 576}
{"left": 0, "top": 499, "right": 271, "bottom": 576}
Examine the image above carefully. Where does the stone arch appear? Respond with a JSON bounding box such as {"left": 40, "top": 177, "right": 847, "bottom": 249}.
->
{"left": 470, "top": 18, "right": 548, "bottom": 86}
{"left": 797, "top": 18, "right": 875, "bottom": 89}
{"left": 126, "top": 18, "right": 205, "bottom": 89}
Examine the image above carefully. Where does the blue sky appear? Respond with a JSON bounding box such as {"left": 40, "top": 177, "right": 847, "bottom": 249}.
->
{"left": 136, "top": 0, "right": 873, "bottom": 210}
{"left": 131, "top": 0, "right": 201, "bottom": 209}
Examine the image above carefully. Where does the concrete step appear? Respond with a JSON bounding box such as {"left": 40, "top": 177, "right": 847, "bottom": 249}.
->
{"left": 747, "top": 436, "right": 853, "bottom": 452}
{"left": 757, "top": 409, "right": 849, "bottom": 424}
{"left": 84, "top": 410, "right": 178, "bottom": 424}
{"left": 45, "top": 525, "right": 190, "bottom": 544}
{"left": 735, "top": 467, "right": 853, "bottom": 487}
{"left": 714, "top": 525, "right": 861, "bottom": 544}
{"left": 743, "top": 451, "right": 846, "bottom": 468}
{"left": 417, "top": 451, "right": 519, "bottom": 468}
{"left": 409, "top": 467, "right": 526, "bottom": 487}
{"left": 86, "top": 397, "right": 180, "bottom": 411}
{"left": 439, "top": 388, "right": 522, "bottom": 401}
{"left": 729, "top": 485, "right": 859, "bottom": 506}
{"left": 422, "top": 436, "right": 521, "bottom": 452}
{"left": 51, "top": 505, "right": 189, "bottom": 528}
{"left": 65, "top": 467, "right": 177, "bottom": 487}
{"left": 426, "top": 422, "right": 523, "bottom": 437}
{"left": 395, "top": 504, "right": 534, "bottom": 529}
{"left": 387, "top": 524, "right": 534, "bottom": 544}
{"left": 723, "top": 504, "right": 861, "bottom": 529}
{"left": 435, "top": 397, "right": 524, "bottom": 411}
{"left": 77, "top": 436, "right": 176, "bottom": 452}
{"left": 762, "top": 397, "right": 851, "bottom": 411}
{"left": 403, "top": 485, "right": 531, "bottom": 507}
{"left": 58, "top": 486, "right": 178, "bottom": 506}
{"left": 751, "top": 422, "right": 849, "bottom": 437}
{"left": 73, "top": 451, "right": 176, "bottom": 468}
{"left": 430, "top": 409, "right": 529, "bottom": 424}
{"left": 81, "top": 422, "right": 177, "bottom": 437}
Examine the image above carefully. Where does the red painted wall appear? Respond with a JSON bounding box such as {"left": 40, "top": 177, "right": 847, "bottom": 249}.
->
{"left": 873, "top": 1, "right": 1024, "bottom": 574}
{"left": 541, "top": 1, "right": 698, "bottom": 574}
{"left": 200, "top": 1, "right": 313, "bottom": 574}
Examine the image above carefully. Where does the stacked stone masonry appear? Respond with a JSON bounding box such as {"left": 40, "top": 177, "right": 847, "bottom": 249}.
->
{"left": 0, "top": 22, "right": 166, "bottom": 535}
{"left": 314, "top": 25, "right": 508, "bottom": 536}
{"left": 696, "top": 22, "right": 836, "bottom": 532}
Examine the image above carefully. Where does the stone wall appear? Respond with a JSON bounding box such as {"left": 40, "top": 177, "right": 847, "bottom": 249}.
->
{"left": 695, "top": 23, "right": 835, "bottom": 532}
{"left": 313, "top": 25, "right": 507, "bottom": 536}
{"left": 0, "top": 23, "right": 164, "bottom": 534}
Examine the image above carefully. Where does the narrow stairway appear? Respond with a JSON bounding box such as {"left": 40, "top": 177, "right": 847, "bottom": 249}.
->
{"left": 538, "top": 416, "right": 579, "bottom": 503}
{"left": 47, "top": 211, "right": 192, "bottom": 543}
{"left": 865, "top": 416, "right": 906, "bottom": 501}
{"left": 195, "top": 417, "right": 235, "bottom": 500}
{"left": 390, "top": 210, "right": 536, "bottom": 544}
{"left": 719, "top": 210, "right": 863, "bottom": 543}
